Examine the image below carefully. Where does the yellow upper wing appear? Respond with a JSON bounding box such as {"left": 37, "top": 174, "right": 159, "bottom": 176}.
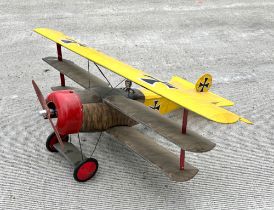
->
{"left": 34, "top": 28, "right": 252, "bottom": 124}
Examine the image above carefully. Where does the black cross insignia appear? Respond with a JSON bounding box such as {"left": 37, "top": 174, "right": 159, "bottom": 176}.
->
{"left": 150, "top": 100, "right": 160, "bottom": 110}
{"left": 141, "top": 75, "right": 175, "bottom": 89}
{"left": 198, "top": 77, "right": 209, "bottom": 92}
{"left": 61, "top": 39, "right": 86, "bottom": 47}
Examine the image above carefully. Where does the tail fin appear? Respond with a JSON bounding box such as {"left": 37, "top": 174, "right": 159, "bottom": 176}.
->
{"left": 195, "top": 74, "right": 212, "bottom": 92}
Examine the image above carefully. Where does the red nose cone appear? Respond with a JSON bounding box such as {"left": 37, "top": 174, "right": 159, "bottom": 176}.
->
{"left": 46, "top": 90, "right": 83, "bottom": 135}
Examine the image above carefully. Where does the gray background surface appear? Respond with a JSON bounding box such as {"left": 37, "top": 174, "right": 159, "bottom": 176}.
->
{"left": 0, "top": 0, "right": 273, "bottom": 209}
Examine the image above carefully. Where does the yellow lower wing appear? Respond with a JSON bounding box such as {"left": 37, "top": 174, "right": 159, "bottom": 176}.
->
{"left": 34, "top": 28, "right": 251, "bottom": 124}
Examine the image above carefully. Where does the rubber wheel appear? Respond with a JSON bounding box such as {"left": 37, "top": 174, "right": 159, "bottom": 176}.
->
{"left": 46, "top": 132, "right": 69, "bottom": 152}
{"left": 73, "top": 158, "right": 98, "bottom": 182}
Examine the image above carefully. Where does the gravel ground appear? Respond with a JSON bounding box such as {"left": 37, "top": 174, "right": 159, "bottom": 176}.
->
{"left": 0, "top": 0, "right": 273, "bottom": 209}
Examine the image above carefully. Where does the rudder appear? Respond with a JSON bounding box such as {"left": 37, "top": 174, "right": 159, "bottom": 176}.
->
{"left": 195, "top": 73, "right": 212, "bottom": 92}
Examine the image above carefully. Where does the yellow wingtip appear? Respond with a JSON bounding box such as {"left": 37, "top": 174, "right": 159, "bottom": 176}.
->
{"left": 33, "top": 27, "right": 45, "bottom": 33}
{"left": 240, "top": 117, "right": 253, "bottom": 125}
{"left": 210, "top": 113, "right": 253, "bottom": 125}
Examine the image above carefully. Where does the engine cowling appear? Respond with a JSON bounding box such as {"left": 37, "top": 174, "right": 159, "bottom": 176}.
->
{"left": 46, "top": 90, "right": 136, "bottom": 135}
{"left": 46, "top": 90, "right": 83, "bottom": 135}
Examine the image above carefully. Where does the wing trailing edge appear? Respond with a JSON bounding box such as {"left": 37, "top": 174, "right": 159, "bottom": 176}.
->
{"left": 43, "top": 57, "right": 108, "bottom": 89}
{"left": 107, "top": 126, "right": 198, "bottom": 182}
{"left": 104, "top": 95, "right": 216, "bottom": 153}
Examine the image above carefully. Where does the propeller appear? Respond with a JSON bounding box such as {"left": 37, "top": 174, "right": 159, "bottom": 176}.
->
{"left": 32, "top": 80, "right": 64, "bottom": 149}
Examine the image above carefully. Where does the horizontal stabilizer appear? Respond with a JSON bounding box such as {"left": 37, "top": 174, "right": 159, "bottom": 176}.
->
{"left": 104, "top": 95, "right": 215, "bottom": 153}
{"left": 170, "top": 76, "right": 234, "bottom": 107}
{"left": 43, "top": 57, "right": 108, "bottom": 89}
{"left": 107, "top": 126, "right": 198, "bottom": 182}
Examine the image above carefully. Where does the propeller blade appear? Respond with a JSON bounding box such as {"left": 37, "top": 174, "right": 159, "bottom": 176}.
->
{"left": 48, "top": 116, "right": 64, "bottom": 149}
{"left": 32, "top": 80, "right": 64, "bottom": 150}
{"left": 32, "top": 80, "right": 48, "bottom": 111}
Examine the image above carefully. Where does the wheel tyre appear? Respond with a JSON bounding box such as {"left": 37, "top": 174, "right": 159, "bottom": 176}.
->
{"left": 46, "top": 132, "right": 69, "bottom": 152}
{"left": 73, "top": 158, "right": 98, "bottom": 182}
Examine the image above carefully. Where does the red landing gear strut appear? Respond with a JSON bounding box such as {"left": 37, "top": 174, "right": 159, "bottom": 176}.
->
{"left": 56, "top": 43, "right": 65, "bottom": 86}
{"left": 180, "top": 109, "right": 188, "bottom": 170}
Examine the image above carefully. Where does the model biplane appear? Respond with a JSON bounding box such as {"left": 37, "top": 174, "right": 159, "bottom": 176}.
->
{"left": 32, "top": 28, "right": 252, "bottom": 182}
